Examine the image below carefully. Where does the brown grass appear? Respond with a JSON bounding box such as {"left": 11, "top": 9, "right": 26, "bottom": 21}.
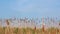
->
{"left": 0, "top": 27, "right": 60, "bottom": 34}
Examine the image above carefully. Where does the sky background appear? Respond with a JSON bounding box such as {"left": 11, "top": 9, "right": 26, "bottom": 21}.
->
{"left": 0, "top": 0, "right": 60, "bottom": 19}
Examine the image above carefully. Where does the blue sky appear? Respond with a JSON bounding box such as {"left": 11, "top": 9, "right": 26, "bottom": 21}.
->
{"left": 0, "top": 0, "right": 60, "bottom": 19}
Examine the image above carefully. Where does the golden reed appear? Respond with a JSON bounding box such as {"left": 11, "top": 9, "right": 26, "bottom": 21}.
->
{"left": 0, "top": 18, "right": 60, "bottom": 34}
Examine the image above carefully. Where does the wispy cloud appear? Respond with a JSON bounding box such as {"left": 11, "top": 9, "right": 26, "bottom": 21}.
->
{"left": 10, "top": 0, "right": 60, "bottom": 12}
{"left": 8, "top": 0, "right": 60, "bottom": 18}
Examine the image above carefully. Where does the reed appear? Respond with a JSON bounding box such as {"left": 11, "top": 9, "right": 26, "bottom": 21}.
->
{"left": 0, "top": 27, "right": 60, "bottom": 34}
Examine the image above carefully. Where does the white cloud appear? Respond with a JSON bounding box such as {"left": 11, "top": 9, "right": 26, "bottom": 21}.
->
{"left": 10, "top": 0, "right": 35, "bottom": 12}
{"left": 10, "top": 0, "right": 60, "bottom": 14}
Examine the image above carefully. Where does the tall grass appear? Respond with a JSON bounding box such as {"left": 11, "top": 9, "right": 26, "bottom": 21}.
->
{"left": 0, "top": 27, "right": 60, "bottom": 34}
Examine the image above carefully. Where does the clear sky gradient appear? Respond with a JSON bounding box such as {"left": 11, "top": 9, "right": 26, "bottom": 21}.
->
{"left": 0, "top": 0, "right": 60, "bottom": 19}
